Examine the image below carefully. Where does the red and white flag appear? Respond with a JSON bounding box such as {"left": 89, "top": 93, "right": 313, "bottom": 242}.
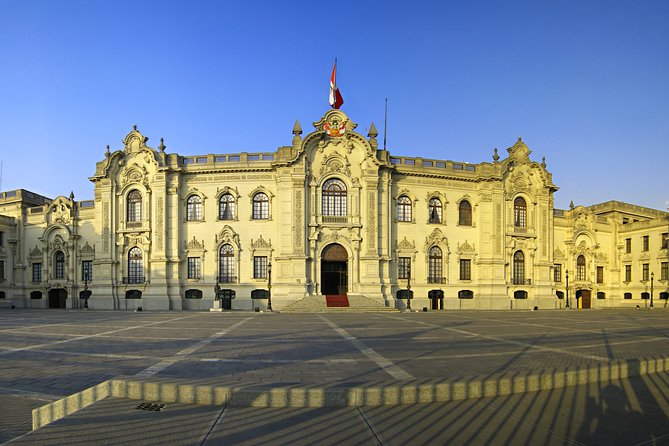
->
{"left": 329, "top": 60, "right": 344, "bottom": 109}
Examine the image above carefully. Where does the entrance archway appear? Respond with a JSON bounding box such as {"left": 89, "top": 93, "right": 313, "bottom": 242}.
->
{"left": 48, "top": 288, "right": 68, "bottom": 308}
{"left": 428, "top": 290, "right": 444, "bottom": 310}
{"left": 576, "top": 289, "right": 591, "bottom": 309}
{"left": 321, "top": 243, "right": 348, "bottom": 295}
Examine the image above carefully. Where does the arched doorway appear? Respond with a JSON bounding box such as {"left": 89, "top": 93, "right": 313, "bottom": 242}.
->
{"left": 48, "top": 288, "right": 68, "bottom": 308}
{"left": 575, "top": 289, "right": 591, "bottom": 309}
{"left": 321, "top": 244, "right": 348, "bottom": 295}
{"left": 428, "top": 290, "right": 444, "bottom": 310}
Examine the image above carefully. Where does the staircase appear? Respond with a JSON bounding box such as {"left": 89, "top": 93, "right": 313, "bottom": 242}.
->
{"left": 280, "top": 294, "right": 397, "bottom": 313}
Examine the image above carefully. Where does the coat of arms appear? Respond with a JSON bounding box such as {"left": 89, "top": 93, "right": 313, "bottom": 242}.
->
{"left": 324, "top": 116, "right": 347, "bottom": 137}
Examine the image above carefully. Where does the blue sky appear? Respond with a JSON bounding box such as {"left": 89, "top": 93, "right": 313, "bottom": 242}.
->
{"left": 1, "top": 0, "right": 667, "bottom": 211}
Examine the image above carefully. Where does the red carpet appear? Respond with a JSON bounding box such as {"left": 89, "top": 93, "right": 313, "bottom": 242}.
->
{"left": 325, "top": 294, "right": 349, "bottom": 307}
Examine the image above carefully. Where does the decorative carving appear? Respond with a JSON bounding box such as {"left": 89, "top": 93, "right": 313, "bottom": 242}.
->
{"left": 322, "top": 243, "right": 348, "bottom": 261}
{"left": 80, "top": 242, "right": 95, "bottom": 255}
{"left": 30, "top": 246, "right": 43, "bottom": 258}
{"left": 216, "top": 225, "right": 240, "bottom": 248}
{"left": 396, "top": 237, "right": 415, "bottom": 250}
{"left": 251, "top": 235, "right": 272, "bottom": 249}
{"left": 457, "top": 240, "right": 475, "bottom": 253}
{"left": 47, "top": 197, "right": 73, "bottom": 225}
{"left": 186, "top": 237, "right": 204, "bottom": 250}
{"left": 103, "top": 202, "right": 110, "bottom": 253}
{"left": 367, "top": 191, "right": 376, "bottom": 250}
{"left": 425, "top": 228, "right": 449, "bottom": 253}
{"left": 295, "top": 190, "right": 302, "bottom": 250}
{"left": 156, "top": 197, "right": 164, "bottom": 250}
{"left": 554, "top": 247, "right": 565, "bottom": 260}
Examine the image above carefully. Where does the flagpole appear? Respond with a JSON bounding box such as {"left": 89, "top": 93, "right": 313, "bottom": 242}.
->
{"left": 383, "top": 98, "right": 388, "bottom": 151}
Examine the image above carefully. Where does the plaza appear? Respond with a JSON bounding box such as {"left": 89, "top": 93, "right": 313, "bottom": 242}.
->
{"left": 2, "top": 308, "right": 669, "bottom": 444}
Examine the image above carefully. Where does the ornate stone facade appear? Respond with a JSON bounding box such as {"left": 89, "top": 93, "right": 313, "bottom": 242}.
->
{"left": 0, "top": 109, "right": 667, "bottom": 310}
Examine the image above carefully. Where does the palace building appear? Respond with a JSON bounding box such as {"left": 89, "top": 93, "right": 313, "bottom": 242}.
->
{"left": 0, "top": 108, "right": 667, "bottom": 311}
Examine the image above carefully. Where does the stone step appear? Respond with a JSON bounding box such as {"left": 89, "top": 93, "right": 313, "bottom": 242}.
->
{"left": 281, "top": 294, "right": 397, "bottom": 313}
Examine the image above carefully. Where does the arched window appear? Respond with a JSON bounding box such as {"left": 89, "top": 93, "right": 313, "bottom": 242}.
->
{"left": 219, "top": 244, "right": 235, "bottom": 283}
{"left": 127, "top": 190, "right": 142, "bottom": 223}
{"left": 322, "top": 179, "right": 347, "bottom": 217}
{"left": 219, "top": 193, "right": 236, "bottom": 220}
{"left": 186, "top": 195, "right": 202, "bottom": 221}
{"left": 428, "top": 198, "right": 442, "bottom": 224}
{"left": 459, "top": 200, "right": 472, "bottom": 226}
{"left": 514, "top": 197, "right": 526, "bottom": 228}
{"left": 127, "top": 247, "right": 143, "bottom": 284}
{"left": 513, "top": 251, "right": 525, "bottom": 284}
{"left": 428, "top": 246, "right": 443, "bottom": 283}
{"left": 397, "top": 196, "right": 412, "bottom": 222}
{"left": 252, "top": 193, "right": 269, "bottom": 220}
{"left": 55, "top": 251, "right": 65, "bottom": 279}
{"left": 577, "top": 255, "right": 586, "bottom": 281}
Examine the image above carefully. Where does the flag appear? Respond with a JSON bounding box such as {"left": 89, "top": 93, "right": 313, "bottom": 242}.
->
{"left": 329, "top": 60, "right": 344, "bottom": 109}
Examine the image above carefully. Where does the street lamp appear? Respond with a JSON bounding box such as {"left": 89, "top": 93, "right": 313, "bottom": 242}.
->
{"left": 406, "top": 262, "right": 412, "bottom": 310}
{"left": 565, "top": 269, "right": 570, "bottom": 309}
{"left": 650, "top": 272, "right": 654, "bottom": 308}
{"left": 267, "top": 261, "right": 273, "bottom": 311}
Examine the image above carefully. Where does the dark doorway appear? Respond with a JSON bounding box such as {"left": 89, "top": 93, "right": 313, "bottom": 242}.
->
{"left": 48, "top": 288, "right": 67, "bottom": 308}
{"left": 579, "top": 290, "right": 591, "bottom": 309}
{"left": 321, "top": 244, "right": 348, "bottom": 295}
{"left": 220, "top": 289, "right": 235, "bottom": 310}
{"left": 428, "top": 290, "right": 444, "bottom": 310}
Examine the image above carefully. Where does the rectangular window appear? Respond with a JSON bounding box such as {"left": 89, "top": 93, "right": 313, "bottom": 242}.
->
{"left": 187, "top": 257, "right": 201, "bottom": 280}
{"left": 0, "top": 231, "right": 4, "bottom": 246}
{"left": 554, "top": 264, "right": 562, "bottom": 282}
{"left": 662, "top": 233, "right": 668, "bottom": 250}
{"left": 460, "top": 259, "right": 471, "bottom": 281}
{"left": 642, "top": 235, "right": 649, "bottom": 252}
{"left": 596, "top": 266, "right": 604, "bottom": 284}
{"left": 0, "top": 260, "right": 4, "bottom": 280}
{"left": 253, "top": 256, "right": 268, "bottom": 279}
{"left": 625, "top": 238, "right": 632, "bottom": 254}
{"left": 642, "top": 263, "right": 649, "bottom": 281}
{"left": 662, "top": 262, "right": 668, "bottom": 281}
{"left": 398, "top": 257, "right": 411, "bottom": 280}
{"left": 625, "top": 265, "right": 632, "bottom": 282}
{"left": 33, "top": 263, "right": 42, "bottom": 283}
{"left": 81, "top": 261, "right": 93, "bottom": 282}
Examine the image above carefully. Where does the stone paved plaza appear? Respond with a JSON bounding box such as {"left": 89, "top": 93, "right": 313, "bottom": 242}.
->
{"left": 2, "top": 308, "right": 669, "bottom": 444}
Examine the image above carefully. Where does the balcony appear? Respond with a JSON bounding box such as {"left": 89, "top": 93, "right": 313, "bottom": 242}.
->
{"left": 123, "top": 276, "right": 145, "bottom": 284}
{"left": 322, "top": 216, "right": 347, "bottom": 224}
{"left": 218, "top": 276, "right": 237, "bottom": 284}
{"left": 511, "top": 278, "right": 532, "bottom": 286}
{"left": 427, "top": 277, "right": 448, "bottom": 284}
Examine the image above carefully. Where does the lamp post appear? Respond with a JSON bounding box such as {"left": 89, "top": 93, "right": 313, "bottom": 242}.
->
{"left": 565, "top": 269, "right": 570, "bottom": 309}
{"left": 650, "top": 272, "right": 654, "bottom": 308}
{"left": 267, "top": 261, "right": 273, "bottom": 311}
{"left": 406, "top": 262, "right": 412, "bottom": 310}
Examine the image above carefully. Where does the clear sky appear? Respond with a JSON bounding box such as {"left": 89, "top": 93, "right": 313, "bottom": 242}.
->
{"left": 1, "top": 0, "right": 667, "bottom": 211}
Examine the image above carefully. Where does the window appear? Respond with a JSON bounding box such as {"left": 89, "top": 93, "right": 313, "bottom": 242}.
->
{"left": 186, "top": 195, "right": 203, "bottom": 221}
{"left": 219, "top": 244, "right": 235, "bottom": 282}
{"left": 428, "top": 246, "right": 443, "bottom": 283}
{"left": 428, "top": 198, "right": 442, "bottom": 224}
{"left": 662, "top": 262, "right": 668, "bottom": 281}
{"left": 596, "top": 266, "right": 603, "bottom": 284}
{"left": 33, "top": 263, "right": 42, "bottom": 283}
{"left": 514, "top": 290, "right": 528, "bottom": 299}
{"left": 322, "top": 179, "right": 347, "bottom": 217}
{"left": 576, "top": 255, "right": 586, "bottom": 281}
{"left": 625, "top": 238, "right": 631, "bottom": 254}
{"left": 625, "top": 264, "right": 632, "bottom": 282}
{"left": 0, "top": 260, "right": 4, "bottom": 281}
{"left": 55, "top": 251, "right": 65, "bottom": 280}
{"left": 187, "top": 257, "right": 201, "bottom": 279}
{"left": 0, "top": 231, "right": 3, "bottom": 246}
{"left": 127, "top": 247, "right": 143, "bottom": 284}
{"left": 219, "top": 193, "right": 236, "bottom": 220}
{"left": 556, "top": 291, "right": 564, "bottom": 299}
{"left": 398, "top": 257, "right": 411, "bottom": 280}
{"left": 253, "top": 256, "right": 268, "bottom": 279}
{"left": 642, "top": 292, "right": 650, "bottom": 300}
{"left": 642, "top": 235, "right": 649, "bottom": 252}
{"left": 662, "top": 233, "right": 668, "bottom": 250}
{"left": 82, "top": 260, "right": 93, "bottom": 282}
{"left": 127, "top": 190, "right": 142, "bottom": 223}
{"left": 642, "top": 263, "right": 649, "bottom": 281}
{"left": 252, "top": 193, "right": 269, "bottom": 220}
{"left": 513, "top": 197, "right": 526, "bottom": 228}
{"left": 397, "top": 196, "right": 412, "bottom": 222}
{"left": 185, "top": 289, "right": 203, "bottom": 299}
{"left": 460, "top": 259, "right": 471, "bottom": 281}
{"left": 554, "top": 264, "right": 562, "bottom": 282}
{"left": 512, "top": 251, "right": 524, "bottom": 284}
{"left": 624, "top": 292, "right": 632, "bottom": 299}
{"left": 30, "top": 291, "right": 42, "bottom": 299}
{"left": 661, "top": 292, "right": 669, "bottom": 300}
{"left": 597, "top": 292, "right": 606, "bottom": 299}
{"left": 251, "top": 289, "right": 270, "bottom": 299}
{"left": 458, "top": 290, "right": 474, "bottom": 299}
{"left": 459, "top": 201, "right": 472, "bottom": 226}
{"left": 125, "top": 290, "right": 142, "bottom": 299}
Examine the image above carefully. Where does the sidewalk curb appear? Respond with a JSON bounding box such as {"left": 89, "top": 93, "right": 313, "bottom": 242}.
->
{"left": 32, "top": 356, "right": 669, "bottom": 430}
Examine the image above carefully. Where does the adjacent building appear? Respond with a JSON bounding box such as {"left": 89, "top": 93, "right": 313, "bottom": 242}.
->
{"left": 0, "top": 109, "right": 667, "bottom": 310}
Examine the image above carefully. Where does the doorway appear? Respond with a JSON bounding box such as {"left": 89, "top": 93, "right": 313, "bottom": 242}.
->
{"left": 321, "top": 244, "right": 348, "bottom": 295}
{"left": 428, "top": 290, "right": 444, "bottom": 310}
{"left": 576, "top": 289, "right": 592, "bottom": 309}
{"left": 48, "top": 288, "right": 68, "bottom": 309}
